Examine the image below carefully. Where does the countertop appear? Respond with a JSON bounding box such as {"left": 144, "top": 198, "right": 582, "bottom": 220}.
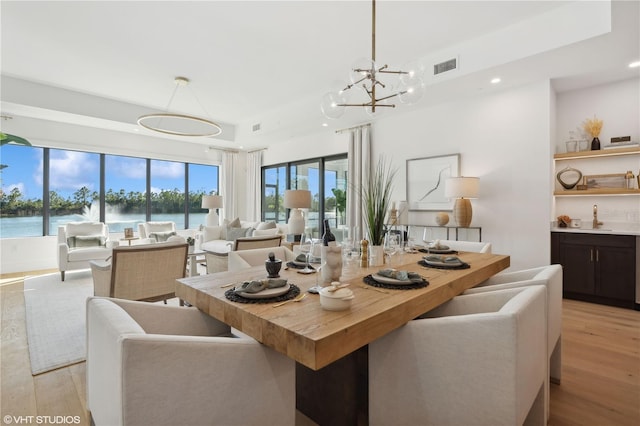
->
{"left": 551, "top": 224, "right": 640, "bottom": 237}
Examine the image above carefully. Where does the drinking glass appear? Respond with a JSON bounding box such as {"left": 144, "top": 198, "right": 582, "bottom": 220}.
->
{"left": 422, "top": 228, "right": 433, "bottom": 253}
{"left": 384, "top": 233, "right": 400, "bottom": 265}
{"left": 298, "top": 234, "right": 315, "bottom": 274}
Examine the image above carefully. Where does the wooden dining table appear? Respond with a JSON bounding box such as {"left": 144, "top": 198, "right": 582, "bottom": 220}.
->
{"left": 175, "top": 250, "right": 510, "bottom": 425}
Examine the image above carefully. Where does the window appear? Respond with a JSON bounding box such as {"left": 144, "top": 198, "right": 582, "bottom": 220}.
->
{"left": 262, "top": 154, "right": 347, "bottom": 239}
{"left": 0, "top": 144, "right": 43, "bottom": 238}
{"left": 0, "top": 144, "right": 219, "bottom": 238}
{"left": 48, "top": 149, "right": 100, "bottom": 235}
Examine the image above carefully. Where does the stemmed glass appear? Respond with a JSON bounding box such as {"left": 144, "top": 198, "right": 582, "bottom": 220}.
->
{"left": 422, "top": 228, "right": 433, "bottom": 254}
{"left": 298, "top": 234, "right": 316, "bottom": 274}
{"left": 384, "top": 233, "right": 400, "bottom": 265}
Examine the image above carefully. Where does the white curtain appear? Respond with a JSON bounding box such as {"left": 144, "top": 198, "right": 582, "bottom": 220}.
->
{"left": 346, "top": 125, "right": 371, "bottom": 242}
{"left": 221, "top": 151, "right": 239, "bottom": 222}
{"left": 246, "top": 150, "right": 263, "bottom": 221}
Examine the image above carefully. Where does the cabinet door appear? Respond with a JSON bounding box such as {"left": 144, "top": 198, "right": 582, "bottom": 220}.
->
{"left": 559, "top": 242, "right": 595, "bottom": 295}
{"left": 595, "top": 245, "right": 636, "bottom": 302}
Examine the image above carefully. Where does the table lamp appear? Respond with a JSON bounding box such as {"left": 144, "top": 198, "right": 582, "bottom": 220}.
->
{"left": 283, "top": 190, "right": 311, "bottom": 235}
{"left": 201, "top": 195, "right": 223, "bottom": 227}
{"left": 444, "top": 177, "right": 479, "bottom": 227}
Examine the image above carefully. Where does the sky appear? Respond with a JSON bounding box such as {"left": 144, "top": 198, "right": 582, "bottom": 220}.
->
{"left": 1, "top": 144, "right": 218, "bottom": 201}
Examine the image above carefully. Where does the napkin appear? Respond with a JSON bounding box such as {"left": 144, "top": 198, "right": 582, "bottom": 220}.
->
{"left": 234, "top": 278, "right": 287, "bottom": 294}
{"left": 295, "top": 254, "right": 308, "bottom": 263}
{"left": 424, "top": 255, "right": 463, "bottom": 265}
{"left": 377, "top": 269, "right": 424, "bottom": 283}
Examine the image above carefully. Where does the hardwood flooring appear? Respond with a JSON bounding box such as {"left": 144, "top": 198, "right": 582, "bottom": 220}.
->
{"left": 1, "top": 272, "right": 638, "bottom": 425}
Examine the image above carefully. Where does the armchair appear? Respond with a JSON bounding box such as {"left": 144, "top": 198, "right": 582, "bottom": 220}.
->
{"left": 90, "top": 242, "right": 188, "bottom": 303}
{"left": 86, "top": 297, "right": 295, "bottom": 426}
{"left": 465, "top": 264, "right": 563, "bottom": 386}
{"left": 369, "top": 286, "right": 547, "bottom": 426}
{"left": 57, "top": 222, "right": 115, "bottom": 281}
{"left": 137, "top": 221, "right": 177, "bottom": 243}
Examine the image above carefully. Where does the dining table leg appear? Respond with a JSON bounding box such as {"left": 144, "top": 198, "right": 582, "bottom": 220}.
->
{"left": 296, "top": 345, "right": 369, "bottom": 426}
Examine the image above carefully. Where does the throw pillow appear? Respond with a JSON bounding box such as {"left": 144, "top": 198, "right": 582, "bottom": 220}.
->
{"left": 221, "top": 217, "right": 241, "bottom": 240}
{"left": 252, "top": 228, "right": 280, "bottom": 237}
{"left": 149, "top": 231, "right": 177, "bottom": 242}
{"left": 256, "top": 221, "right": 277, "bottom": 230}
{"left": 67, "top": 235, "right": 107, "bottom": 248}
{"left": 226, "top": 227, "right": 251, "bottom": 242}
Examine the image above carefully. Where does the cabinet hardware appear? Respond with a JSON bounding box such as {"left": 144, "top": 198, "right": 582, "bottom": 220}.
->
{"left": 596, "top": 249, "right": 599, "bottom": 262}
{"left": 590, "top": 249, "right": 593, "bottom": 262}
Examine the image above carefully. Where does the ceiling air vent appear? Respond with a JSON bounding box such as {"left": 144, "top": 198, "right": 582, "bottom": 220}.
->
{"left": 433, "top": 58, "right": 457, "bottom": 75}
{"left": 252, "top": 123, "right": 261, "bottom": 132}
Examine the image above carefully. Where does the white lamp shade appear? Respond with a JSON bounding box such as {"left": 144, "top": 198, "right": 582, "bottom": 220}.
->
{"left": 284, "top": 190, "right": 311, "bottom": 235}
{"left": 444, "top": 177, "right": 479, "bottom": 199}
{"left": 201, "top": 195, "right": 223, "bottom": 209}
{"left": 283, "top": 190, "right": 311, "bottom": 208}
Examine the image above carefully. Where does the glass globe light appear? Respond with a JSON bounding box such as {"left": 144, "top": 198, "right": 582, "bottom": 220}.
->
{"left": 400, "top": 60, "right": 426, "bottom": 84}
{"left": 321, "top": 91, "right": 347, "bottom": 119}
{"left": 398, "top": 77, "right": 425, "bottom": 104}
{"left": 350, "top": 58, "right": 376, "bottom": 85}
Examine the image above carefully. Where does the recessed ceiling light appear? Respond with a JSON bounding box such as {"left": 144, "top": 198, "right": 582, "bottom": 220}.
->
{"left": 322, "top": 123, "right": 328, "bottom": 127}
{"left": 491, "top": 77, "right": 501, "bottom": 84}
{"left": 629, "top": 61, "right": 640, "bottom": 68}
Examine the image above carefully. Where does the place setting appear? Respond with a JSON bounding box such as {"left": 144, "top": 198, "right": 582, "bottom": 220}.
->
{"left": 363, "top": 268, "right": 429, "bottom": 290}
{"left": 224, "top": 278, "right": 302, "bottom": 304}
{"left": 419, "top": 254, "right": 470, "bottom": 270}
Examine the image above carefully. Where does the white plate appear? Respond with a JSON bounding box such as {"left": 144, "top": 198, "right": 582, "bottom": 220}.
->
{"left": 237, "top": 284, "right": 291, "bottom": 299}
{"left": 371, "top": 273, "right": 415, "bottom": 285}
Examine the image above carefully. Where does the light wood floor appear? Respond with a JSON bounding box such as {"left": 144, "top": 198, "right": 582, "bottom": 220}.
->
{"left": 1, "top": 271, "right": 639, "bottom": 425}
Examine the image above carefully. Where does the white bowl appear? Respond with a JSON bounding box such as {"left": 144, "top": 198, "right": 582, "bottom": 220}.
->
{"left": 319, "top": 286, "right": 354, "bottom": 311}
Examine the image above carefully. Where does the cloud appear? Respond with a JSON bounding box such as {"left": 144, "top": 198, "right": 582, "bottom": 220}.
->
{"left": 49, "top": 151, "right": 99, "bottom": 191}
{"left": 106, "top": 157, "right": 146, "bottom": 179}
{"left": 152, "top": 160, "right": 184, "bottom": 178}
{"left": 1, "top": 182, "right": 26, "bottom": 196}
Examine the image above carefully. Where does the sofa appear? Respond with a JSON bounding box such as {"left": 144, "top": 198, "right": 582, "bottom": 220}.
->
{"left": 137, "top": 221, "right": 177, "bottom": 243}
{"left": 198, "top": 218, "right": 288, "bottom": 273}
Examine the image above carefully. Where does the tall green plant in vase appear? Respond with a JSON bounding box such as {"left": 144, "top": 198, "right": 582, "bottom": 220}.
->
{"left": 362, "top": 158, "right": 397, "bottom": 247}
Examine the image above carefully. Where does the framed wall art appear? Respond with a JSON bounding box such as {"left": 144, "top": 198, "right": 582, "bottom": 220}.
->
{"left": 406, "top": 154, "right": 460, "bottom": 211}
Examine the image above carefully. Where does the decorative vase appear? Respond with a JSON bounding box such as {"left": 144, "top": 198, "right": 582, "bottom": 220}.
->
{"left": 590, "top": 137, "right": 601, "bottom": 150}
{"left": 265, "top": 252, "right": 282, "bottom": 278}
{"left": 369, "top": 245, "right": 385, "bottom": 267}
{"left": 321, "top": 245, "right": 342, "bottom": 283}
{"left": 435, "top": 212, "right": 449, "bottom": 226}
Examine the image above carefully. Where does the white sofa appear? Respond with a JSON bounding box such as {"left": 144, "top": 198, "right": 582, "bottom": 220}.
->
{"left": 86, "top": 297, "right": 295, "bottom": 426}
{"left": 58, "top": 222, "right": 117, "bottom": 281}
{"left": 198, "top": 219, "right": 288, "bottom": 273}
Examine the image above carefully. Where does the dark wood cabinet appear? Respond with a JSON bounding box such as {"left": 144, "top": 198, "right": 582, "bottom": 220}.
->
{"left": 551, "top": 232, "right": 637, "bottom": 309}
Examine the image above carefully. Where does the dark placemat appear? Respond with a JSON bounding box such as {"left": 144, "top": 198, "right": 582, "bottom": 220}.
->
{"left": 418, "top": 248, "right": 458, "bottom": 255}
{"left": 363, "top": 274, "right": 429, "bottom": 290}
{"left": 286, "top": 261, "right": 315, "bottom": 270}
{"left": 418, "top": 259, "right": 470, "bottom": 270}
{"left": 225, "top": 284, "right": 301, "bottom": 304}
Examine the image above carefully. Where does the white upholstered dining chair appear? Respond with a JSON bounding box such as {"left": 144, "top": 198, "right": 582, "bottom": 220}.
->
{"left": 369, "top": 286, "right": 548, "bottom": 426}
{"left": 436, "top": 239, "right": 492, "bottom": 253}
{"left": 86, "top": 297, "right": 295, "bottom": 426}
{"left": 465, "top": 264, "right": 563, "bottom": 385}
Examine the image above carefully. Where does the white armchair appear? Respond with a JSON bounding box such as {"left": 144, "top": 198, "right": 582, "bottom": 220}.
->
{"left": 86, "top": 297, "right": 296, "bottom": 426}
{"left": 465, "top": 264, "right": 563, "bottom": 384}
{"left": 57, "top": 222, "right": 115, "bottom": 281}
{"left": 228, "top": 246, "right": 296, "bottom": 272}
{"left": 369, "top": 286, "right": 548, "bottom": 426}
{"left": 137, "top": 221, "right": 177, "bottom": 243}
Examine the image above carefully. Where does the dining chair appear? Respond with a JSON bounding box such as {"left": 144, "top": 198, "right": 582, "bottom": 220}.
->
{"left": 369, "top": 286, "right": 548, "bottom": 426}
{"left": 436, "top": 239, "right": 492, "bottom": 253}
{"left": 86, "top": 297, "right": 295, "bottom": 426}
{"left": 465, "top": 264, "right": 563, "bottom": 384}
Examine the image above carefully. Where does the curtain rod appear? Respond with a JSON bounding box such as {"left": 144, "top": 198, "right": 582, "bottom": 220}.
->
{"left": 335, "top": 122, "right": 371, "bottom": 134}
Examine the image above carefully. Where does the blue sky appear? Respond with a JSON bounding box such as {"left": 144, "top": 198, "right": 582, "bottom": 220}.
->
{"left": 1, "top": 145, "right": 218, "bottom": 201}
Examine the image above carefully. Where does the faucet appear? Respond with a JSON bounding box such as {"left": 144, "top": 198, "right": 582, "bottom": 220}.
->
{"left": 593, "top": 204, "right": 603, "bottom": 229}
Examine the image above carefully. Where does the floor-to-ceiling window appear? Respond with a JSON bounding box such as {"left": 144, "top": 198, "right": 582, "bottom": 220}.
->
{"left": 262, "top": 154, "right": 347, "bottom": 240}
{"left": 0, "top": 144, "right": 219, "bottom": 238}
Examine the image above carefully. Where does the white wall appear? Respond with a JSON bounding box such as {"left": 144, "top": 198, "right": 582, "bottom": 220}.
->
{"left": 261, "top": 80, "right": 554, "bottom": 271}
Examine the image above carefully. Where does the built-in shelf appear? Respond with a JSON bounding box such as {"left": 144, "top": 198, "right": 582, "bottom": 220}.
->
{"left": 554, "top": 146, "right": 640, "bottom": 160}
{"left": 554, "top": 189, "right": 640, "bottom": 196}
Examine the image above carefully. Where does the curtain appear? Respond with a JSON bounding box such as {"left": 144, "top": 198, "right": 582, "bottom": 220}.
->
{"left": 346, "top": 125, "right": 371, "bottom": 242}
{"left": 246, "top": 150, "right": 263, "bottom": 221}
{"left": 221, "top": 151, "right": 239, "bottom": 222}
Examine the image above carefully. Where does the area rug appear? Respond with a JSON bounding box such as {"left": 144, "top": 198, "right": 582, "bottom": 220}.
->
{"left": 23, "top": 270, "right": 93, "bottom": 375}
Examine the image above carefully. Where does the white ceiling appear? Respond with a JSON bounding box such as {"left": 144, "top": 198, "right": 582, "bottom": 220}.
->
{"left": 1, "top": 1, "right": 639, "bottom": 150}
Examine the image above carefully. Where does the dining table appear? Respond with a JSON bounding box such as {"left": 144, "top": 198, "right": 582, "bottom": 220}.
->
{"left": 175, "top": 249, "right": 510, "bottom": 425}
